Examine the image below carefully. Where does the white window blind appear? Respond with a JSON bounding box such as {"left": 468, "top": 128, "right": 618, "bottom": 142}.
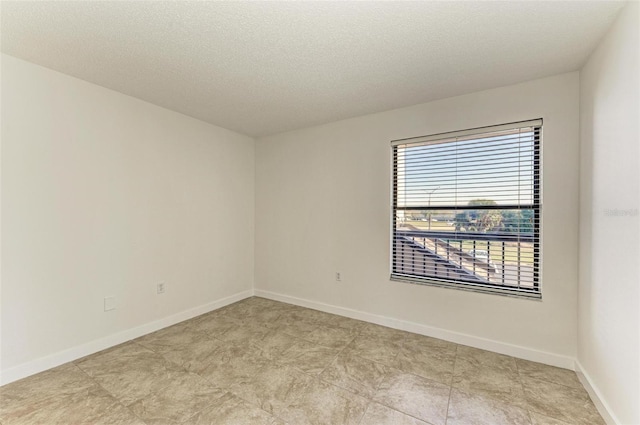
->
{"left": 391, "top": 119, "right": 542, "bottom": 297}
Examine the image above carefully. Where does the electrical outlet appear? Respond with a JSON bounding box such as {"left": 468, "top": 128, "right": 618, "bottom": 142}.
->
{"left": 157, "top": 282, "right": 166, "bottom": 294}
{"left": 335, "top": 272, "right": 341, "bottom": 282}
{"left": 104, "top": 296, "right": 116, "bottom": 312}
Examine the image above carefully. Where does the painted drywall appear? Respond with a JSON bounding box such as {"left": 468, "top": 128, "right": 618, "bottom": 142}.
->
{"left": 578, "top": 3, "right": 640, "bottom": 424}
{"left": 0, "top": 54, "right": 255, "bottom": 378}
{"left": 255, "top": 72, "right": 580, "bottom": 362}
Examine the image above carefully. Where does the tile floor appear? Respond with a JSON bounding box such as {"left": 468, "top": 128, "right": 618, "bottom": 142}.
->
{"left": 0, "top": 297, "right": 605, "bottom": 425}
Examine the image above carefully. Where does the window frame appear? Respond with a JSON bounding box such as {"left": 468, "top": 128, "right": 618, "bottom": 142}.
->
{"left": 390, "top": 119, "right": 542, "bottom": 299}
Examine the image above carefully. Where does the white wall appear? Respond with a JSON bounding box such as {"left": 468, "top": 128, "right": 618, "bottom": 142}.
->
{"left": 0, "top": 54, "right": 255, "bottom": 382}
{"left": 578, "top": 3, "right": 639, "bottom": 425}
{"left": 256, "top": 72, "right": 580, "bottom": 365}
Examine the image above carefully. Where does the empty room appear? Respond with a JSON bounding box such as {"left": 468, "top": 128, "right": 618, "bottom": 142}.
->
{"left": 0, "top": 1, "right": 638, "bottom": 425}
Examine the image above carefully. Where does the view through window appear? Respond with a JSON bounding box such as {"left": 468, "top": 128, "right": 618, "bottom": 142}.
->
{"left": 391, "top": 120, "right": 542, "bottom": 297}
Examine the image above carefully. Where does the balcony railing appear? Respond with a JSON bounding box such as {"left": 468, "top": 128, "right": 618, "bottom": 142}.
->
{"left": 393, "top": 229, "right": 538, "bottom": 291}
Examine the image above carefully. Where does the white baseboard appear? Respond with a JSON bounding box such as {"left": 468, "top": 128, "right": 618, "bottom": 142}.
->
{"left": 575, "top": 360, "right": 620, "bottom": 425}
{"left": 254, "top": 289, "right": 576, "bottom": 370}
{"left": 0, "top": 289, "right": 254, "bottom": 386}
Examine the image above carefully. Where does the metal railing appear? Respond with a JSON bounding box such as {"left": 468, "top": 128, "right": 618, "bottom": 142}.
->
{"left": 393, "top": 230, "right": 538, "bottom": 290}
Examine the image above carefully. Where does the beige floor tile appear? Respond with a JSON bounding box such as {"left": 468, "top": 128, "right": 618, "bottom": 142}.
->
{"left": 303, "top": 324, "right": 359, "bottom": 349}
{"left": 226, "top": 297, "right": 290, "bottom": 317}
{"left": 0, "top": 363, "right": 95, "bottom": 420}
{"left": 251, "top": 310, "right": 288, "bottom": 327}
{"left": 529, "top": 411, "right": 573, "bottom": 425}
{"left": 88, "top": 402, "right": 148, "bottom": 425}
{"left": 347, "top": 334, "right": 403, "bottom": 365}
{"left": 359, "top": 402, "right": 431, "bottom": 425}
{"left": 161, "top": 336, "right": 225, "bottom": 374}
{"left": 393, "top": 334, "right": 457, "bottom": 385}
{"left": 403, "top": 332, "right": 454, "bottom": 346}
{"left": 2, "top": 384, "right": 141, "bottom": 425}
{"left": 316, "top": 314, "right": 366, "bottom": 331}
{"left": 217, "top": 321, "right": 272, "bottom": 344}
{"left": 228, "top": 300, "right": 286, "bottom": 325}
{"left": 241, "top": 296, "right": 288, "bottom": 310}
{"left": 229, "top": 363, "right": 314, "bottom": 416}
{"left": 278, "top": 378, "right": 368, "bottom": 425}
{"left": 251, "top": 329, "right": 301, "bottom": 360}
{"left": 278, "top": 340, "right": 339, "bottom": 375}
{"left": 189, "top": 310, "right": 242, "bottom": 336}
{"left": 374, "top": 369, "right": 450, "bottom": 425}
{"left": 447, "top": 387, "right": 531, "bottom": 425}
{"left": 135, "top": 321, "right": 207, "bottom": 354}
{"left": 276, "top": 308, "right": 322, "bottom": 326}
{"left": 274, "top": 318, "right": 319, "bottom": 339}
{"left": 1, "top": 300, "right": 607, "bottom": 425}
{"left": 516, "top": 359, "right": 583, "bottom": 389}
{"left": 129, "top": 372, "right": 226, "bottom": 424}
{"left": 360, "top": 323, "right": 409, "bottom": 342}
{"left": 75, "top": 342, "right": 185, "bottom": 406}
{"left": 319, "top": 350, "right": 390, "bottom": 398}
{"left": 452, "top": 346, "right": 527, "bottom": 408}
{"left": 290, "top": 308, "right": 336, "bottom": 324}
{"left": 192, "top": 391, "right": 285, "bottom": 425}
{"left": 197, "top": 342, "right": 271, "bottom": 388}
{"left": 217, "top": 300, "right": 255, "bottom": 317}
{"left": 456, "top": 345, "right": 519, "bottom": 369}
{"left": 523, "top": 377, "right": 605, "bottom": 425}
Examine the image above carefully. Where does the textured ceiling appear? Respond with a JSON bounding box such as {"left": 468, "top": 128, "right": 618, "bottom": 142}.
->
{"left": 0, "top": 1, "right": 625, "bottom": 137}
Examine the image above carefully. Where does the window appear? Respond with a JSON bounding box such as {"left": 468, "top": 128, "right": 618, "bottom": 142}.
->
{"left": 391, "top": 119, "right": 542, "bottom": 298}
